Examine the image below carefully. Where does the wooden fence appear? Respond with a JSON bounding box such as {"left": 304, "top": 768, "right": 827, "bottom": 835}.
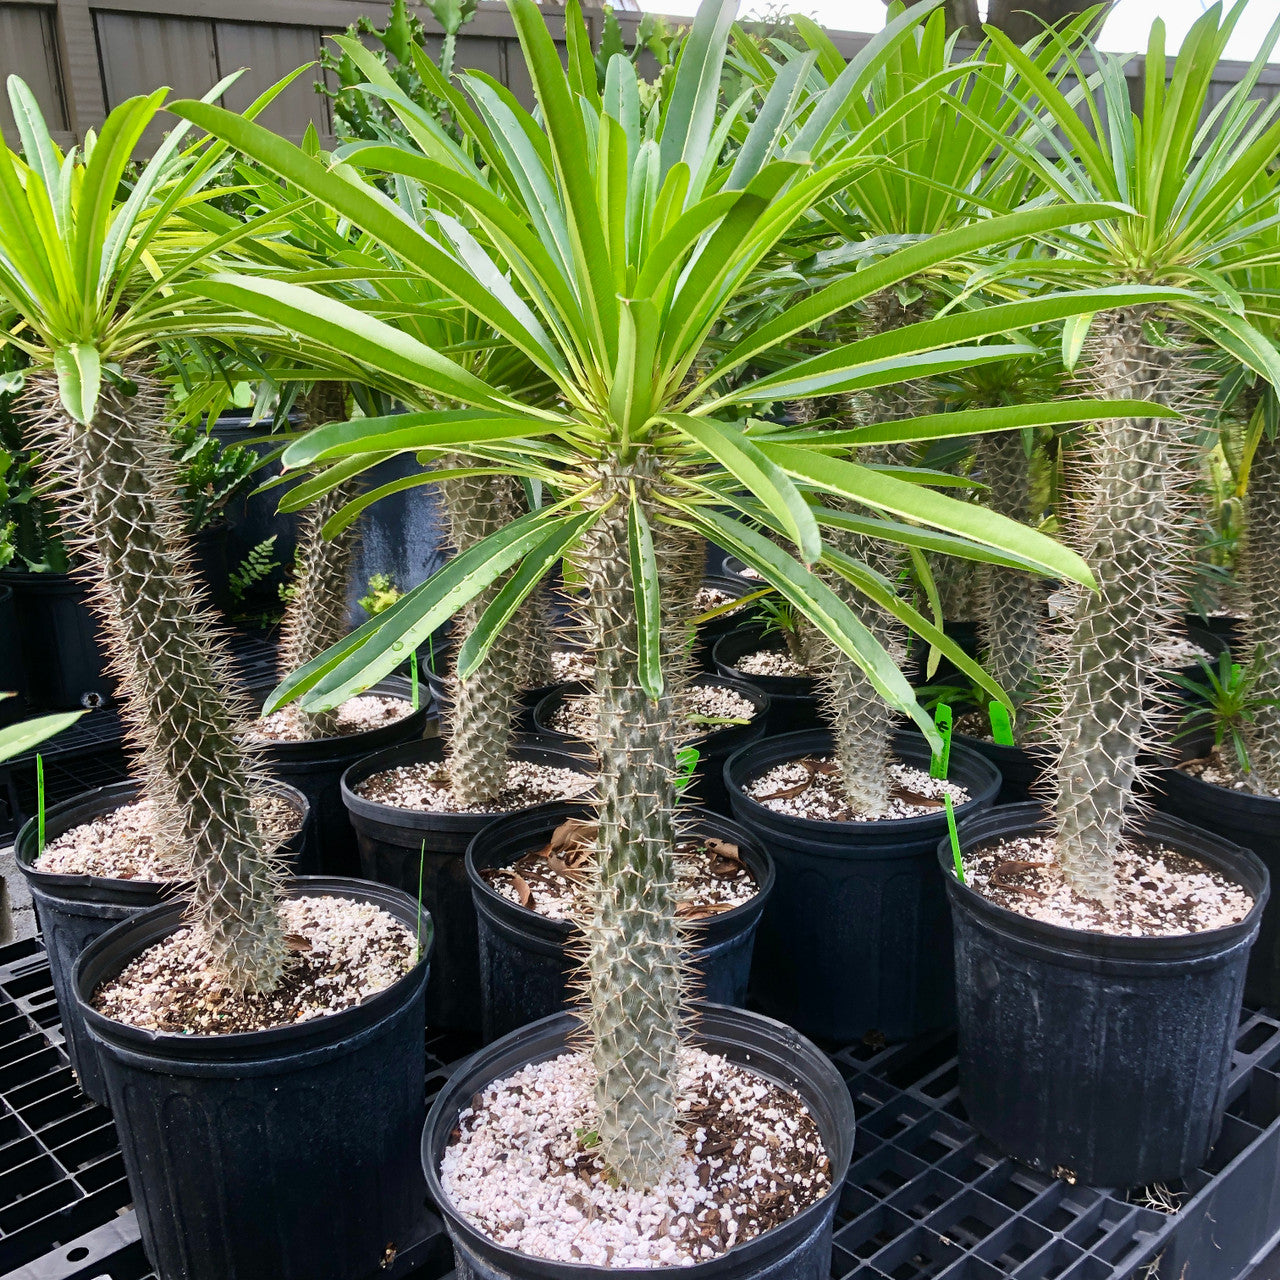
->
{"left": 0, "top": 0, "right": 1278, "bottom": 151}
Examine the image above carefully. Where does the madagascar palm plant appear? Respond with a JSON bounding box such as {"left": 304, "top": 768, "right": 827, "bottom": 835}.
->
{"left": 980, "top": 0, "right": 1280, "bottom": 902}
{"left": 174, "top": 0, "right": 1175, "bottom": 1186}
{"left": 0, "top": 74, "right": 310, "bottom": 991}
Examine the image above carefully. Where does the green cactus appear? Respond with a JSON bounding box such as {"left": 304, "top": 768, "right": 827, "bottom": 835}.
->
{"left": 574, "top": 462, "right": 702, "bottom": 1188}
{"left": 1051, "top": 309, "right": 1204, "bottom": 904}
{"left": 278, "top": 384, "right": 362, "bottom": 739}
{"left": 28, "top": 368, "right": 286, "bottom": 989}
{"left": 976, "top": 430, "right": 1043, "bottom": 732}
{"left": 1242, "top": 426, "right": 1280, "bottom": 788}
{"left": 437, "top": 462, "right": 528, "bottom": 806}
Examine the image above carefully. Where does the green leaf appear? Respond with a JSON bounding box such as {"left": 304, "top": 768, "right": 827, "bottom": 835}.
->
{"left": 270, "top": 508, "right": 562, "bottom": 712}
{"left": 457, "top": 510, "right": 598, "bottom": 679}
{"left": 53, "top": 344, "right": 101, "bottom": 424}
{"left": 628, "top": 500, "right": 663, "bottom": 699}
{"left": 667, "top": 413, "right": 821, "bottom": 564}
{"left": 1062, "top": 313, "right": 1092, "bottom": 372}
{"left": 758, "top": 443, "right": 1095, "bottom": 586}
{"left": 281, "top": 409, "right": 546, "bottom": 468}
{"left": 683, "top": 506, "right": 938, "bottom": 746}
{"left": 0, "top": 710, "right": 84, "bottom": 763}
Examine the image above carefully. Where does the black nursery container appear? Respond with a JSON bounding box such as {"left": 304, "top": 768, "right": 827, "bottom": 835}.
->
{"left": 941, "top": 803, "right": 1268, "bottom": 1187}
{"left": 423, "top": 1006, "right": 854, "bottom": 1280}
{"left": 342, "top": 735, "right": 593, "bottom": 1032}
{"left": 15, "top": 779, "right": 312, "bottom": 1105}
{"left": 953, "top": 732, "right": 1048, "bottom": 806}
{"left": 467, "top": 802, "right": 775, "bottom": 1041}
{"left": 725, "top": 729, "right": 1001, "bottom": 1043}
{"left": 75, "top": 877, "right": 431, "bottom": 1280}
{"left": 251, "top": 674, "right": 428, "bottom": 876}
{"left": 713, "top": 626, "right": 824, "bottom": 738}
{"left": 1155, "top": 757, "right": 1280, "bottom": 1010}
{"left": 2, "top": 568, "right": 113, "bottom": 709}
{"left": 532, "top": 676, "right": 769, "bottom": 815}
{"left": 694, "top": 574, "right": 763, "bottom": 671}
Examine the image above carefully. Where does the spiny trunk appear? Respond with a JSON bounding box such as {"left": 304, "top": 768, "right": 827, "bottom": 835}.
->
{"left": 976, "top": 431, "right": 1043, "bottom": 733}
{"left": 1243, "top": 426, "right": 1280, "bottom": 789}
{"left": 575, "top": 456, "right": 701, "bottom": 1189}
{"left": 1051, "top": 308, "right": 1203, "bottom": 903}
{"left": 437, "top": 462, "right": 526, "bottom": 805}
{"left": 277, "top": 383, "right": 361, "bottom": 739}
{"left": 28, "top": 368, "right": 285, "bottom": 991}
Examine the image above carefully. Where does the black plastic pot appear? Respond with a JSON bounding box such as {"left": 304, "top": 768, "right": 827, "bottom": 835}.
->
{"left": 423, "top": 1005, "right": 854, "bottom": 1280}
{"left": 15, "top": 778, "right": 312, "bottom": 1105}
{"left": 1155, "top": 755, "right": 1280, "bottom": 1010}
{"left": 2, "top": 568, "right": 113, "bottom": 709}
{"left": 466, "top": 802, "right": 775, "bottom": 1042}
{"left": 532, "top": 676, "right": 769, "bottom": 815}
{"left": 342, "top": 735, "right": 593, "bottom": 1032}
{"left": 940, "top": 803, "right": 1268, "bottom": 1187}
{"left": 75, "top": 877, "right": 431, "bottom": 1280}
{"left": 721, "top": 555, "right": 765, "bottom": 592}
{"left": 908, "top": 619, "right": 980, "bottom": 687}
{"left": 251, "top": 674, "right": 428, "bottom": 877}
{"left": 0, "top": 583, "right": 25, "bottom": 721}
{"left": 209, "top": 411, "right": 301, "bottom": 610}
{"left": 190, "top": 520, "right": 231, "bottom": 615}
{"left": 954, "top": 732, "right": 1048, "bottom": 807}
{"left": 713, "top": 626, "right": 824, "bottom": 738}
{"left": 725, "top": 729, "right": 1001, "bottom": 1043}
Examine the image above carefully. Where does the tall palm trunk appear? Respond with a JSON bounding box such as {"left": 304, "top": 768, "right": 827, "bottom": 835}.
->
{"left": 976, "top": 430, "right": 1043, "bottom": 732}
{"left": 278, "top": 383, "right": 361, "bottom": 739}
{"left": 1051, "top": 308, "right": 1203, "bottom": 903}
{"left": 1242, "top": 424, "right": 1280, "bottom": 789}
{"left": 29, "top": 368, "right": 285, "bottom": 991}
{"left": 575, "top": 455, "right": 702, "bottom": 1189}
{"left": 437, "top": 463, "right": 528, "bottom": 806}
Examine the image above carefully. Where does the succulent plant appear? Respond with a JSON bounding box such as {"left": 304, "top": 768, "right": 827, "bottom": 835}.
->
{"left": 1242, "top": 425, "right": 1280, "bottom": 788}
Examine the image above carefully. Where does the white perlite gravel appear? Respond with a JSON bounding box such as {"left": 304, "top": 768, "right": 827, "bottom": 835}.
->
{"left": 1152, "top": 635, "right": 1212, "bottom": 671}
{"left": 546, "top": 683, "right": 757, "bottom": 742}
{"left": 692, "top": 586, "right": 746, "bottom": 619}
{"left": 748, "top": 756, "right": 968, "bottom": 822}
{"left": 92, "top": 895, "right": 416, "bottom": 1034}
{"left": 356, "top": 759, "right": 592, "bottom": 815}
{"left": 441, "top": 1048, "right": 832, "bottom": 1267}
{"left": 963, "top": 833, "right": 1253, "bottom": 936}
{"left": 734, "top": 648, "right": 808, "bottom": 678}
{"left": 35, "top": 794, "right": 298, "bottom": 881}
{"left": 247, "top": 694, "right": 413, "bottom": 743}
{"left": 549, "top": 649, "right": 597, "bottom": 684}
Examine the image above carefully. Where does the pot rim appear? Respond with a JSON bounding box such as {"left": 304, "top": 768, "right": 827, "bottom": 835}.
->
{"left": 422, "top": 1004, "right": 854, "bottom": 1276}
{"left": 73, "top": 875, "right": 433, "bottom": 1056}
{"left": 465, "top": 801, "right": 777, "bottom": 939}
{"left": 340, "top": 734, "right": 595, "bottom": 824}
{"left": 937, "top": 801, "right": 1271, "bottom": 956}
{"left": 724, "top": 728, "right": 1001, "bottom": 836}
{"left": 246, "top": 674, "right": 428, "bottom": 748}
{"left": 711, "top": 625, "right": 814, "bottom": 690}
{"left": 15, "top": 778, "right": 309, "bottom": 896}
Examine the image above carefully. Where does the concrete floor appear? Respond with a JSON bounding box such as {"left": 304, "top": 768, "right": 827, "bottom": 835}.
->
{"left": 0, "top": 845, "right": 37, "bottom": 944}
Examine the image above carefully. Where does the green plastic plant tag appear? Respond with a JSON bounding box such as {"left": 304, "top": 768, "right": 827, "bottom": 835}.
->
{"left": 988, "top": 702, "right": 1015, "bottom": 746}
{"left": 411, "top": 659, "right": 420, "bottom": 712}
{"left": 930, "top": 703, "right": 953, "bottom": 779}
{"left": 416, "top": 838, "right": 426, "bottom": 962}
{"left": 36, "top": 754, "right": 45, "bottom": 854}
{"left": 675, "top": 746, "right": 701, "bottom": 792}
{"left": 944, "top": 794, "right": 965, "bottom": 885}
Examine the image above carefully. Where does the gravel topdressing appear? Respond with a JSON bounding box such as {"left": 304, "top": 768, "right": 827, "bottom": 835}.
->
{"left": 1180, "top": 747, "right": 1280, "bottom": 798}
{"left": 747, "top": 756, "right": 969, "bottom": 822}
{"left": 247, "top": 694, "right": 413, "bottom": 743}
{"left": 91, "top": 895, "right": 417, "bottom": 1034}
{"left": 733, "top": 647, "right": 808, "bottom": 678}
{"left": 355, "top": 758, "right": 592, "bottom": 815}
{"left": 35, "top": 794, "right": 300, "bottom": 881}
{"left": 484, "top": 818, "right": 758, "bottom": 923}
{"left": 962, "top": 833, "right": 1254, "bottom": 936}
{"left": 545, "top": 682, "right": 757, "bottom": 743}
{"left": 441, "top": 1047, "right": 832, "bottom": 1267}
